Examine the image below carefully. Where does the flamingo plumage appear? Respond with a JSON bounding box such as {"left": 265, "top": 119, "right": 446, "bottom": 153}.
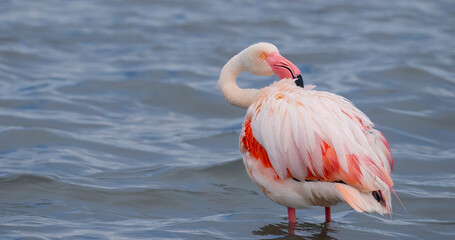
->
{"left": 218, "top": 42, "right": 394, "bottom": 224}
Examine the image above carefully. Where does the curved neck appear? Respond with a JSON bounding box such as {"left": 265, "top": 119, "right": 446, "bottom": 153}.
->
{"left": 218, "top": 54, "right": 259, "bottom": 109}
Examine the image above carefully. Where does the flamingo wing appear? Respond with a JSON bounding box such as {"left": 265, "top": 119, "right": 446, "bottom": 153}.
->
{"left": 240, "top": 80, "right": 393, "bottom": 194}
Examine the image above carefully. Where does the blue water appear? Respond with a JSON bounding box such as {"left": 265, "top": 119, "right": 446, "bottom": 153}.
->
{"left": 0, "top": 0, "right": 454, "bottom": 239}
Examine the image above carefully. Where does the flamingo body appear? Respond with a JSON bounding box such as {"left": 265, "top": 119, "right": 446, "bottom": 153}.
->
{"left": 240, "top": 79, "right": 393, "bottom": 214}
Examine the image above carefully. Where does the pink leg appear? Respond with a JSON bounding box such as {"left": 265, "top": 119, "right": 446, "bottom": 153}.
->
{"left": 287, "top": 207, "right": 296, "bottom": 223}
{"left": 325, "top": 207, "right": 331, "bottom": 222}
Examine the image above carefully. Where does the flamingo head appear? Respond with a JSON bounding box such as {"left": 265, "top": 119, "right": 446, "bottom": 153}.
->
{"left": 238, "top": 42, "right": 302, "bottom": 81}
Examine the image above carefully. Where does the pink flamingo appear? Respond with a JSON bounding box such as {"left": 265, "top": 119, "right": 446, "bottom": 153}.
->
{"left": 218, "top": 43, "right": 395, "bottom": 224}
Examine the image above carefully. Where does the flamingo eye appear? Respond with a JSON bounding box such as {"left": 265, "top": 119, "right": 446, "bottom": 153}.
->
{"left": 260, "top": 53, "right": 267, "bottom": 59}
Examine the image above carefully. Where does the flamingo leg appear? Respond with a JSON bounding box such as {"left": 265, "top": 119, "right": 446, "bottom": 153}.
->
{"left": 287, "top": 207, "right": 296, "bottom": 223}
{"left": 325, "top": 207, "right": 331, "bottom": 222}
{"left": 287, "top": 207, "right": 297, "bottom": 235}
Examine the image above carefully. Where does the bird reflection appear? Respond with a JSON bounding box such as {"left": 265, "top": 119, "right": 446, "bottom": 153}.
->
{"left": 252, "top": 220, "right": 338, "bottom": 239}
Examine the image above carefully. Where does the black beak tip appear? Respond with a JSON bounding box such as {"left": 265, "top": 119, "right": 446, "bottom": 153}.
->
{"left": 295, "top": 74, "right": 304, "bottom": 88}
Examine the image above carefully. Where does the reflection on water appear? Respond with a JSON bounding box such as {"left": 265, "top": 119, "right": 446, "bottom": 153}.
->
{"left": 253, "top": 221, "right": 337, "bottom": 239}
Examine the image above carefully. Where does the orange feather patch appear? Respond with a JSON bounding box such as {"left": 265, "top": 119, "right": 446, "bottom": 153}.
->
{"left": 306, "top": 141, "right": 363, "bottom": 188}
{"left": 242, "top": 120, "right": 275, "bottom": 171}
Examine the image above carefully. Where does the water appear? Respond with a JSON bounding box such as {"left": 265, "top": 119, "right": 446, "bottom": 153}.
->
{"left": 0, "top": 0, "right": 454, "bottom": 239}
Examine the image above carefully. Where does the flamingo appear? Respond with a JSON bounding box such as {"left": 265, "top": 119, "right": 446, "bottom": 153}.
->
{"left": 218, "top": 42, "right": 395, "bottom": 224}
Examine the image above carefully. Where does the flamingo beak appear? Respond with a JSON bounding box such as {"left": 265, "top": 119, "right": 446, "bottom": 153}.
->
{"left": 265, "top": 52, "right": 302, "bottom": 85}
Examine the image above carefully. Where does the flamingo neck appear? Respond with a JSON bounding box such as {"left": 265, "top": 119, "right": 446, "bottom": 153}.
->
{"left": 218, "top": 54, "right": 259, "bottom": 109}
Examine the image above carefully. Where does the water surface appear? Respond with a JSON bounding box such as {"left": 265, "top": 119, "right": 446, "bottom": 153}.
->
{"left": 0, "top": 0, "right": 454, "bottom": 239}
